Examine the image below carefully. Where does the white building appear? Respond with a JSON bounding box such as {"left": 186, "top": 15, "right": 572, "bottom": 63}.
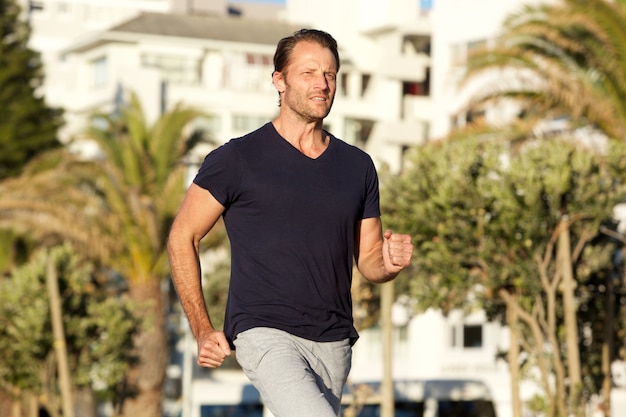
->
{"left": 19, "top": 0, "right": 431, "bottom": 173}
{"left": 20, "top": 0, "right": 624, "bottom": 417}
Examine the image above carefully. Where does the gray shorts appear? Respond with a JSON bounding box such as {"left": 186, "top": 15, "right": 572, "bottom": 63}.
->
{"left": 233, "top": 327, "right": 352, "bottom": 417}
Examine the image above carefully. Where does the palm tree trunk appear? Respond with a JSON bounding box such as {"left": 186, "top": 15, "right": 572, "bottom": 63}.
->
{"left": 119, "top": 278, "right": 168, "bottom": 417}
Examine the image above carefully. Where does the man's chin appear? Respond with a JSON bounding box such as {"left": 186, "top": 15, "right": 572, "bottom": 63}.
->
{"left": 301, "top": 110, "right": 331, "bottom": 123}
{"left": 315, "top": 106, "right": 333, "bottom": 120}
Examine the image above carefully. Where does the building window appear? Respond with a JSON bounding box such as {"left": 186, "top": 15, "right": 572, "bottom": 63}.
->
{"left": 451, "top": 323, "right": 483, "bottom": 349}
{"left": 463, "top": 324, "right": 483, "bottom": 348}
{"left": 141, "top": 54, "right": 200, "bottom": 85}
{"left": 403, "top": 69, "right": 430, "bottom": 96}
{"left": 361, "top": 74, "right": 371, "bottom": 97}
{"left": 28, "top": 1, "right": 44, "bottom": 13}
{"left": 402, "top": 35, "right": 431, "bottom": 56}
{"left": 91, "top": 56, "right": 107, "bottom": 89}
{"left": 344, "top": 118, "right": 374, "bottom": 148}
{"left": 224, "top": 52, "right": 274, "bottom": 92}
{"left": 193, "top": 115, "right": 222, "bottom": 135}
{"left": 338, "top": 73, "right": 370, "bottom": 97}
{"left": 141, "top": 53, "right": 201, "bottom": 85}
{"left": 340, "top": 73, "right": 349, "bottom": 96}
{"left": 246, "top": 53, "right": 271, "bottom": 66}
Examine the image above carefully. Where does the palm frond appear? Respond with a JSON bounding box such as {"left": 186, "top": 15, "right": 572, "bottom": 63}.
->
{"left": 462, "top": 0, "right": 626, "bottom": 140}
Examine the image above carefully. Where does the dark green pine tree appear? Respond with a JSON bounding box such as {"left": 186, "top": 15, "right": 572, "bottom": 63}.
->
{"left": 0, "top": 0, "right": 63, "bottom": 180}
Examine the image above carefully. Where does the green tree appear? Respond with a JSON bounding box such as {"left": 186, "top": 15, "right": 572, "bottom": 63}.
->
{"left": 0, "top": 0, "right": 63, "bottom": 179}
{"left": 382, "top": 132, "right": 626, "bottom": 417}
{"left": 0, "top": 92, "right": 215, "bottom": 417}
{"left": 0, "top": 244, "right": 138, "bottom": 417}
{"left": 462, "top": 0, "right": 626, "bottom": 140}
{"left": 456, "top": 0, "right": 626, "bottom": 414}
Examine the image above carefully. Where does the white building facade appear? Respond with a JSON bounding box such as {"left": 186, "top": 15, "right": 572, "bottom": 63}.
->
{"left": 20, "top": 0, "right": 432, "bottom": 173}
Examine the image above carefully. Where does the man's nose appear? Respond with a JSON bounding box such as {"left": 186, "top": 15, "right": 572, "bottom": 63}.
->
{"left": 313, "top": 73, "right": 330, "bottom": 90}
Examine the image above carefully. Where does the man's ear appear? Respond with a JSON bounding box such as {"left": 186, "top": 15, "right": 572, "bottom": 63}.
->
{"left": 272, "top": 71, "right": 285, "bottom": 93}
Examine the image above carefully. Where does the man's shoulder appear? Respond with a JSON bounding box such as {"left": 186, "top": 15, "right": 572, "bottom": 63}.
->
{"left": 223, "top": 122, "right": 273, "bottom": 149}
{"left": 330, "top": 134, "right": 373, "bottom": 162}
{"left": 240, "top": 122, "right": 274, "bottom": 141}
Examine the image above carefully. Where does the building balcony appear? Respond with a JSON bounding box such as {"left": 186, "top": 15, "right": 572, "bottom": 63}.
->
{"left": 378, "top": 54, "right": 430, "bottom": 82}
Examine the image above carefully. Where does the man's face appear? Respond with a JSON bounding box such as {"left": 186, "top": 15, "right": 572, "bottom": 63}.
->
{"left": 275, "top": 41, "right": 338, "bottom": 122}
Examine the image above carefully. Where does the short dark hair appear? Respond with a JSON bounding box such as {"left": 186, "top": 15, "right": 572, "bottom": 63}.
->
{"left": 273, "top": 28, "right": 340, "bottom": 74}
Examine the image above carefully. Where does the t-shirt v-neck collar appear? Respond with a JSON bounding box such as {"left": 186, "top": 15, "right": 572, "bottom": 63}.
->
{"left": 267, "top": 122, "right": 333, "bottom": 161}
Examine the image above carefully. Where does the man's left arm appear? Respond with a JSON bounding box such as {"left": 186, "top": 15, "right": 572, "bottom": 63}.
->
{"left": 355, "top": 217, "right": 414, "bottom": 283}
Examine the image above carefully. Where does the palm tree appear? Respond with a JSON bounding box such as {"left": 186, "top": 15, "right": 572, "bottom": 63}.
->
{"left": 82, "top": 93, "right": 209, "bottom": 417}
{"left": 0, "top": 92, "right": 212, "bottom": 417}
{"left": 462, "top": 0, "right": 626, "bottom": 141}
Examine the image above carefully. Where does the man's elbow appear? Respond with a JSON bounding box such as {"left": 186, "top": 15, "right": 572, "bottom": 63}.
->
{"left": 167, "top": 221, "right": 193, "bottom": 256}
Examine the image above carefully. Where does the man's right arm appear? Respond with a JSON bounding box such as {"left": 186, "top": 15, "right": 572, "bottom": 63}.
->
{"left": 167, "top": 183, "right": 231, "bottom": 368}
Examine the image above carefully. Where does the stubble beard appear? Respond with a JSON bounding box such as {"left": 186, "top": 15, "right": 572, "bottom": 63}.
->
{"left": 283, "top": 81, "right": 334, "bottom": 123}
{"left": 288, "top": 95, "right": 334, "bottom": 123}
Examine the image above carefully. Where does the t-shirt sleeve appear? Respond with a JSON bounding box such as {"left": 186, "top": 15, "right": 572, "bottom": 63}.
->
{"left": 193, "top": 141, "right": 241, "bottom": 208}
{"left": 362, "top": 156, "right": 381, "bottom": 219}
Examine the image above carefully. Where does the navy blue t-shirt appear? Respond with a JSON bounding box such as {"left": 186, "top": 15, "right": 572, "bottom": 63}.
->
{"left": 193, "top": 122, "right": 381, "bottom": 346}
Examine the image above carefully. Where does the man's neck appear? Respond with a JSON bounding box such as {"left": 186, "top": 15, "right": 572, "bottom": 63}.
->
{"left": 272, "top": 117, "right": 328, "bottom": 159}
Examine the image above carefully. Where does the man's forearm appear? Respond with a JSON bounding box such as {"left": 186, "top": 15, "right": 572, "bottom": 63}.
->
{"left": 168, "top": 235, "right": 215, "bottom": 338}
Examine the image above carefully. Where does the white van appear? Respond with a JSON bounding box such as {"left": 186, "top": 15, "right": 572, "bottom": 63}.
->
{"left": 342, "top": 379, "right": 498, "bottom": 417}
{"left": 193, "top": 378, "right": 496, "bottom": 417}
